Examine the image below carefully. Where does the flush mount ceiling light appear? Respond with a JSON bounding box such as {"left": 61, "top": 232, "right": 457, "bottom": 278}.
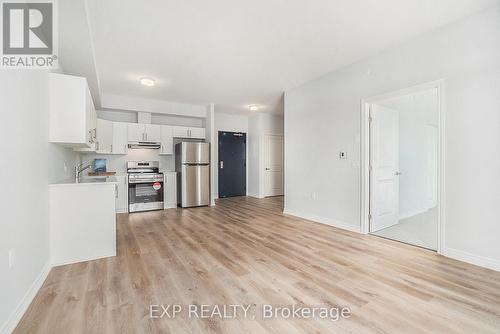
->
{"left": 140, "top": 77, "right": 155, "bottom": 87}
{"left": 248, "top": 105, "right": 260, "bottom": 111}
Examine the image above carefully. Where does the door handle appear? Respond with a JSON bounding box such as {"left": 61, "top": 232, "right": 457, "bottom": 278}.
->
{"left": 265, "top": 168, "right": 270, "bottom": 170}
{"left": 395, "top": 171, "right": 402, "bottom": 176}
{"left": 220, "top": 161, "right": 224, "bottom": 169}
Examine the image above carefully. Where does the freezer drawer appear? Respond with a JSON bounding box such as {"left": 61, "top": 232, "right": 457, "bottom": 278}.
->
{"left": 181, "top": 164, "right": 210, "bottom": 207}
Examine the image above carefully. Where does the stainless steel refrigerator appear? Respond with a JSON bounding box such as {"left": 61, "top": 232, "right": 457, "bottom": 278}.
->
{"left": 175, "top": 142, "right": 210, "bottom": 207}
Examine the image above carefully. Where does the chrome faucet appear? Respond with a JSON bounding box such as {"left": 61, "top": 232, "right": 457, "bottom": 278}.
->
{"left": 75, "top": 160, "right": 93, "bottom": 183}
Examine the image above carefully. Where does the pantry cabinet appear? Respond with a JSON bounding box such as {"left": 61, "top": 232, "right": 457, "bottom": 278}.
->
{"left": 160, "top": 126, "right": 174, "bottom": 155}
{"left": 164, "top": 172, "right": 178, "bottom": 209}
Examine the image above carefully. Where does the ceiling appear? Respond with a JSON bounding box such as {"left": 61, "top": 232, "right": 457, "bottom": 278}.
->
{"left": 82, "top": 0, "right": 499, "bottom": 114}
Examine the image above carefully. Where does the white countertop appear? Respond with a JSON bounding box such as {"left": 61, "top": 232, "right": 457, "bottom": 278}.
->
{"left": 50, "top": 176, "right": 119, "bottom": 186}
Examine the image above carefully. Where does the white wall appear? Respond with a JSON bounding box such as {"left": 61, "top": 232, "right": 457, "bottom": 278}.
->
{"left": 285, "top": 8, "right": 500, "bottom": 269}
{"left": 248, "top": 113, "right": 284, "bottom": 198}
{"left": 0, "top": 71, "right": 78, "bottom": 333}
{"left": 213, "top": 112, "right": 249, "bottom": 198}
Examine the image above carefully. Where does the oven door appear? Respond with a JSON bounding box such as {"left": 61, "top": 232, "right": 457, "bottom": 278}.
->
{"left": 128, "top": 181, "right": 164, "bottom": 212}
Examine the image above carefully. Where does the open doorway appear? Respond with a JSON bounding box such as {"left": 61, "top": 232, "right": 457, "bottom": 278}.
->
{"left": 362, "top": 84, "right": 442, "bottom": 251}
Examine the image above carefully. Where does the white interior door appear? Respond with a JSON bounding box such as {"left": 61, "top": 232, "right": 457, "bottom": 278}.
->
{"left": 264, "top": 135, "right": 284, "bottom": 197}
{"left": 370, "top": 104, "right": 400, "bottom": 232}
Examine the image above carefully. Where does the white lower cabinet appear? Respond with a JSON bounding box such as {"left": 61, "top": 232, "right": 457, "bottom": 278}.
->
{"left": 49, "top": 183, "right": 116, "bottom": 266}
{"left": 115, "top": 175, "right": 128, "bottom": 213}
{"left": 164, "top": 172, "right": 177, "bottom": 209}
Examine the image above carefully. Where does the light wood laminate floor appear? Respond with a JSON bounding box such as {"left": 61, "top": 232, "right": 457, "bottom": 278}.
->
{"left": 15, "top": 197, "right": 500, "bottom": 333}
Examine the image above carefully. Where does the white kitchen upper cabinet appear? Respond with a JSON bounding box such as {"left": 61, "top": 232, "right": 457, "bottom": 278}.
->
{"left": 49, "top": 73, "right": 97, "bottom": 150}
{"left": 127, "top": 123, "right": 161, "bottom": 142}
{"left": 164, "top": 172, "right": 177, "bottom": 209}
{"left": 115, "top": 175, "right": 128, "bottom": 213}
{"left": 96, "top": 119, "right": 113, "bottom": 154}
{"left": 127, "top": 123, "right": 144, "bottom": 142}
{"left": 112, "top": 122, "right": 128, "bottom": 154}
{"left": 172, "top": 126, "right": 190, "bottom": 138}
{"left": 145, "top": 124, "right": 161, "bottom": 142}
{"left": 172, "top": 126, "right": 206, "bottom": 139}
{"left": 189, "top": 127, "right": 206, "bottom": 139}
{"left": 160, "top": 126, "right": 174, "bottom": 155}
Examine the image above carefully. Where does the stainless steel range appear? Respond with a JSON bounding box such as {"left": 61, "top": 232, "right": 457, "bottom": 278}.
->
{"left": 127, "top": 161, "right": 164, "bottom": 213}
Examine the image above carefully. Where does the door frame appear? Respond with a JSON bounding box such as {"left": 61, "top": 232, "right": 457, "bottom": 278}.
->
{"left": 360, "top": 80, "right": 446, "bottom": 254}
{"left": 261, "top": 134, "right": 284, "bottom": 198}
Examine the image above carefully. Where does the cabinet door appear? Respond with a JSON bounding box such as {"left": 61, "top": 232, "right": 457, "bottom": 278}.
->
{"left": 189, "top": 127, "right": 206, "bottom": 139}
{"left": 115, "top": 175, "right": 128, "bottom": 213}
{"left": 112, "top": 122, "right": 128, "bottom": 154}
{"left": 49, "top": 73, "right": 96, "bottom": 149}
{"left": 85, "top": 87, "right": 97, "bottom": 148}
{"left": 160, "top": 126, "right": 174, "bottom": 155}
{"left": 96, "top": 119, "right": 113, "bottom": 154}
{"left": 172, "top": 126, "right": 189, "bottom": 138}
{"left": 127, "top": 123, "right": 145, "bottom": 142}
{"left": 145, "top": 124, "right": 161, "bottom": 142}
{"left": 164, "top": 172, "right": 177, "bottom": 209}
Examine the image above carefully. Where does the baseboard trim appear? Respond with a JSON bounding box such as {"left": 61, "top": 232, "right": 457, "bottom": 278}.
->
{"left": 247, "top": 193, "right": 264, "bottom": 199}
{"left": 1, "top": 262, "right": 51, "bottom": 334}
{"left": 442, "top": 247, "right": 500, "bottom": 272}
{"left": 51, "top": 253, "right": 116, "bottom": 268}
{"left": 283, "top": 208, "right": 361, "bottom": 233}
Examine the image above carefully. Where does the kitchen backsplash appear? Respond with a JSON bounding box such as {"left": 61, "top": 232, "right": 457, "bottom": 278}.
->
{"left": 81, "top": 149, "right": 175, "bottom": 174}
